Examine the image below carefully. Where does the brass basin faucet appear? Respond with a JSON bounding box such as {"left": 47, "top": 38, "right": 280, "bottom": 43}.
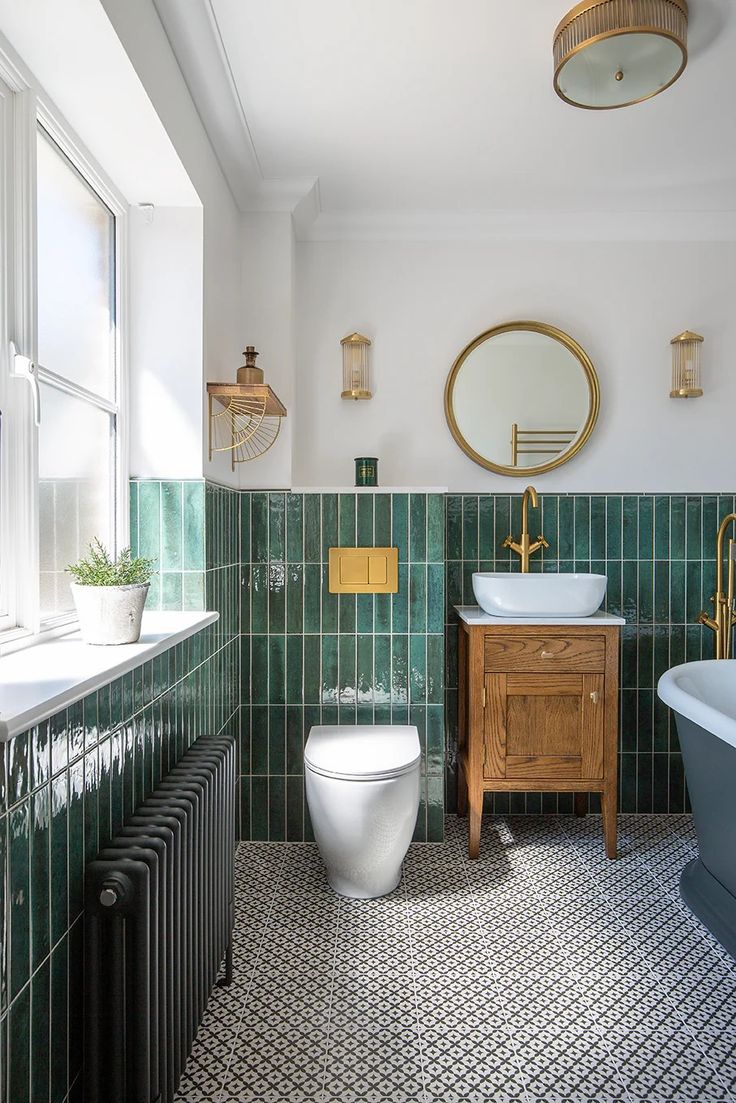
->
{"left": 699, "top": 511, "right": 736, "bottom": 659}
{"left": 503, "top": 485, "right": 549, "bottom": 573}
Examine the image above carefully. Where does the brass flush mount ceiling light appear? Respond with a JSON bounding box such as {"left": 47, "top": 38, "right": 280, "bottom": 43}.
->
{"left": 554, "top": 0, "right": 688, "bottom": 109}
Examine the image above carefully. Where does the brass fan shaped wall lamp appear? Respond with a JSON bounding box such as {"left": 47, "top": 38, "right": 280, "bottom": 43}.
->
{"left": 554, "top": 0, "right": 688, "bottom": 109}
{"left": 207, "top": 346, "right": 287, "bottom": 468}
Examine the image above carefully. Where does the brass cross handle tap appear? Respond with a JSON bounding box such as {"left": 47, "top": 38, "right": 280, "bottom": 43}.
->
{"left": 502, "top": 486, "right": 549, "bottom": 573}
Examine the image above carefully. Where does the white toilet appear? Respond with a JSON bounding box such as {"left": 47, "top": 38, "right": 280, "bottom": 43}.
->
{"left": 304, "top": 725, "right": 421, "bottom": 899}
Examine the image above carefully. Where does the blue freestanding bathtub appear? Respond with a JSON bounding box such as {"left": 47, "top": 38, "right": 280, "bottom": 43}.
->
{"left": 658, "top": 660, "right": 736, "bottom": 958}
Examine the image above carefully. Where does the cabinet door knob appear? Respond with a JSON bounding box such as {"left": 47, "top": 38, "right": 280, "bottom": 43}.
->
{"left": 590, "top": 691, "right": 599, "bottom": 704}
{"left": 540, "top": 650, "right": 555, "bottom": 658}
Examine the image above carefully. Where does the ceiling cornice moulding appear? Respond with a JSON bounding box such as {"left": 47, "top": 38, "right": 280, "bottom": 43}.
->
{"left": 152, "top": 0, "right": 318, "bottom": 215}
{"left": 297, "top": 208, "right": 736, "bottom": 243}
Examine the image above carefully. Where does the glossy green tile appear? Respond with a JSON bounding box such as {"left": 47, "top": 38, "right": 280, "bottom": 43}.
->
{"left": 321, "top": 635, "right": 338, "bottom": 705}
{"left": 654, "top": 495, "right": 670, "bottom": 560}
{"left": 286, "top": 774, "right": 304, "bottom": 841}
{"left": 303, "top": 564, "right": 321, "bottom": 634}
{"left": 268, "top": 635, "right": 286, "bottom": 706}
{"left": 161, "top": 482, "right": 183, "bottom": 569}
{"left": 638, "top": 496, "right": 654, "bottom": 560}
{"left": 321, "top": 494, "right": 338, "bottom": 559}
{"left": 339, "top": 592, "right": 356, "bottom": 634}
{"left": 9, "top": 982, "right": 30, "bottom": 1103}
{"left": 574, "top": 496, "right": 590, "bottom": 560}
{"left": 269, "top": 776, "right": 285, "bottom": 842}
{"left": 31, "top": 954, "right": 50, "bottom": 1102}
{"left": 303, "top": 495, "right": 321, "bottom": 562}
{"left": 269, "top": 493, "right": 286, "bottom": 563}
{"left": 392, "top": 494, "right": 409, "bottom": 563}
{"left": 9, "top": 802, "right": 30, "bottom": 1002}
{"left": 138, "top": 480, "right": 161, "bottom": 561}
{"left": 686, "top": 495, "right": 702, "bottom": 559}
{"left": 355, "top": 492, "right": 374, "bottom": 548}
{"left": 30, "top": 788, "right": 50, "bottom": 972}
{"left": 286, "top": 635, "right": 303, "bottom": 705}
{"left": 8, "top": 732, "right": 30, "bottom": 808}
{"left": 286, "top": 494, "right": 303, "bottom": 563}
{"left": 409, "top": 564, "right": 427, "bottom": 633}
{"left": 339, "top": 634, "right": 356, "bottom": 705}
{"left": 406, "top": 495, "right": 426, "bottom": 564}
{"left": 268, "top": 707, "right": 285, "bottom": 775}
{"left": 446, "top": 495, "right": 462, "bottom": 560}
{"left": 321, "top": 566, "right": 338, "bottom": 634}
{"left": 372, "top": 493, "right": 390, "bottom": 547}
{"left": 250, "top": 493, "right": 269, "bottom": 564}
{"left": 50, "top": 933, "right": 68, "bottom": 1103}
{"left": 392, "top": 635, "right": 409, "bottom": 703}
{"left": 654, "top": 560, "right": 670, "bottom": 623}
{"left": 129, "top": 480, "right": 139, "bottom": 554}
{"left": 461, "top": 496, "right": 478, "bottom": 562}
{"left": 357, "top": 634, "right": 374, "bottom": 704}
{"left": 427, "top": 495, "right": 445, "bottom": 563}
{"left": 161, "top": 572, "right": 183, "bottom": 610}
{"left": 286, "top": 565, "right": 304, "bottom": 634}
{"left": 338, "top": 493, "right": 356, "bottom": 546}
{"left": 557, "top": 496, "right": 574, "bottom": 560}
{"left": 67, "top": 762, "right": 84, "bottom": 922}
{"left": 409, "top": 634, "right": 426, "bottom": 704}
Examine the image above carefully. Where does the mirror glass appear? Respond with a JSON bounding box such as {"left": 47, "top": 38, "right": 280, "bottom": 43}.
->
{"left": 445, "top": 322, "right": 599, "bottom": 476}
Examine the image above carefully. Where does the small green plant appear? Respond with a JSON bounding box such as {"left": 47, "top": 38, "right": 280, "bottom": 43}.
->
{"left": 67, "top": 539, "right": 157, "bottom": 587}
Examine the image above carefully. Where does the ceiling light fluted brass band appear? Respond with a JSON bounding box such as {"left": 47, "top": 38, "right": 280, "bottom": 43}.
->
{"left": 553, "top": 0, "right": 688, "bottom": 110}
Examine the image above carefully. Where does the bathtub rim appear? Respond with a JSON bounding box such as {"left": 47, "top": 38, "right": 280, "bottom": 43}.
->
{"left": 657, "top": 659, "right": 736, "bottom": 752}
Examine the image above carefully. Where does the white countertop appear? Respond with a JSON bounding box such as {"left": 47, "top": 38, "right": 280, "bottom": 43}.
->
{"left": 0, "top": 611, "right": 218, "bottom": 741}
{"left": 455, "top": 606, "right": 626, "bottom": 627}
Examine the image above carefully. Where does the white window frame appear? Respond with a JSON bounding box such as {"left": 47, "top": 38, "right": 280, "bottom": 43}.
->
{"left": 0, "top": 35, "right": 128, "bottom": 653}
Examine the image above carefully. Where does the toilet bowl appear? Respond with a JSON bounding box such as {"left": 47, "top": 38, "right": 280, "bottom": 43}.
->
{"left": 304, "top": 725, "right": 421, "bottom": 899}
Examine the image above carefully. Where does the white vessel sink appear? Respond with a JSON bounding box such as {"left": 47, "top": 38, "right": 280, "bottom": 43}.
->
{"left": 472, "top": 572, "right": 607, "bottom": 618}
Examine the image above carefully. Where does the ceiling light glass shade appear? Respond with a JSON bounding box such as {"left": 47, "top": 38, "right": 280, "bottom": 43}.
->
{"left": 554, "top": 0, "right": 688, "bottom": 109}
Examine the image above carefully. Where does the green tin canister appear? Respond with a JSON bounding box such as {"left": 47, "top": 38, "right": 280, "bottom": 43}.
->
{"left": 354, "top": 457, "right": 378, "bottom": 487}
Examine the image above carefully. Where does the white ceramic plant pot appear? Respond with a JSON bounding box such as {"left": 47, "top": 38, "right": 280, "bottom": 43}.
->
{"left": 71, "top": 583, "right": 150, "bottom": 645}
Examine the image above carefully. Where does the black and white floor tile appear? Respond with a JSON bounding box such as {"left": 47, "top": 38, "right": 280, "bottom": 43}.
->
{"left": 175, "top": 815, "right": 736, "bottom": 1103}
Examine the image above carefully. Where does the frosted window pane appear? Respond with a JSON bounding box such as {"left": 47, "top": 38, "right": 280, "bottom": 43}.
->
{"left": 37, "top": 128, "right": 115, "bottom": 396}
{"left": 39, "top": 384, "right": 113, "bottom": 620}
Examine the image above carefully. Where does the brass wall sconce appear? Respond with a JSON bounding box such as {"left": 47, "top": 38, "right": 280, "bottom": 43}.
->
{"left": 670, "top": 331, "right": 703, "bottom": 398}
{"left": 207, "top": 346, "right": 287, "bottom": 468}
{"left": 341, "top": 333, "right": 372, "bottom": 400}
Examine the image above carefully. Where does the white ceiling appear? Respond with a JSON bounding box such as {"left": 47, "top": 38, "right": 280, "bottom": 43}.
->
{"left": 157, "top": 0, "right": 736, "bottom": 233}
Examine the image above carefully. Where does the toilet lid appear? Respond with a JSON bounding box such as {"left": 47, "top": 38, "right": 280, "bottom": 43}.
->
{"left": 304, "top": 725, "right": 421, "bottom": 781}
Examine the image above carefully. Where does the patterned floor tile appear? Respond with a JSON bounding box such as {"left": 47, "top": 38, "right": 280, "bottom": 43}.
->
{"left": 175, "top": 815, "right": 736, "bottom": 1103}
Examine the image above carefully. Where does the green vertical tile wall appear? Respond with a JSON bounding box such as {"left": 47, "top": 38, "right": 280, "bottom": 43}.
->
{"left": 445, "top": 492, "right": 735, "bottom": 817}
{"left": 0, "top": 479, "right": 241, "bottom": 1103}
{"left": 239, "top": 491, "right": 446, "bottom": 843}
{"left": 130, "top": 479, "right": 206, "bottom": 611}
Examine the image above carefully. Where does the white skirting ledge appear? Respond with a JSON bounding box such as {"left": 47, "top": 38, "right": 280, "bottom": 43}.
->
{"left": 0, "top": 611, "right": 218, "bottom": 742}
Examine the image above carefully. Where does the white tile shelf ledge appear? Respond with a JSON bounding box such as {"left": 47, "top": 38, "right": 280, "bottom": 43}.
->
{"left": 287, "top": 486, "right": 448, "bottom": 494}
{"left": 0, "top": 611, "right": 218, "bottom": 742}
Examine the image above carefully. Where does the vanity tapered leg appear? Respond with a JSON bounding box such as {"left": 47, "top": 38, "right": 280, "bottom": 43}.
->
{"left": 574, "top": 793, "right": 588, "bottom": 817}
{"left": 468, "top": 788, "right": 482, "bottom": 859}
{"left": 602, "top": 785, "right": 617, "bottom": 858}
{"left": 457, "top": 757, "right": 468, "bottom": 817}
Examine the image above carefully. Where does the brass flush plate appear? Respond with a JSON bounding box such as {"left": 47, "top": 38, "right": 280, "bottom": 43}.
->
{"left": 328, "top": 547, "right": 399, "bottom": 593}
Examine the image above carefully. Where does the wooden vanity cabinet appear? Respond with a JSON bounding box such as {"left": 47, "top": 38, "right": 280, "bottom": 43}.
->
{"left": 457, "top": 622, "right": 620, "bottom": 859}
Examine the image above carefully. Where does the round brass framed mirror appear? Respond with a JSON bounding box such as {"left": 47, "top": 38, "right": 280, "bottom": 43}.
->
{"left": 444, "top": 321, "right": 600, "bottom": 476}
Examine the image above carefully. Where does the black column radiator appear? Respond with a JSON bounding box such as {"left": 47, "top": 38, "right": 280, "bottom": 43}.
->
{"left": 84, "top": 734, "right": 236, "bottom": 1103}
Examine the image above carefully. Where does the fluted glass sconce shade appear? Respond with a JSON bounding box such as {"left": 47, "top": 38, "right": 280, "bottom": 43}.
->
{"left": 554, "top": 0, "right": 688, "bottom": 110}
{"left": 341, "top": 333, "right": 372, "bottom": 400}
{"left": 670, "top": 331, "right": 703, "bottom": 398}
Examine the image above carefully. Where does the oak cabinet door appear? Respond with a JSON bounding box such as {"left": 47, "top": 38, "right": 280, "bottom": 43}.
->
{"left": 483, "top": 672, "right": 604, "bottom": 780}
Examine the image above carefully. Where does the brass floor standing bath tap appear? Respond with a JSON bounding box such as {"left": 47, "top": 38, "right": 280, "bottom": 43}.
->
{"left": 698, "top": 512, "right": 736, "bottom": 659}
{"left": 503, "top": 485, "right": 549, "bottom": 573}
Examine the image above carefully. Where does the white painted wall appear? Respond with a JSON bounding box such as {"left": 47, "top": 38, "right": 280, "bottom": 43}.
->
{"left": 102, "top": 0, "right": 244, "bottom": 488}
{"left": 294, "top": 240, "right": 736, "bottom": 492}
{"left": 236, "top": 213, "right": 296, "bottom": 489}
{"left": 128, "top": 206, "right": 204, "bottom": 478}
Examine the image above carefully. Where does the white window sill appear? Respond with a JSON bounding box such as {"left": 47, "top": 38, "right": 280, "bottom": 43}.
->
{"left": 0, "top": 610, "right": 218, "bottom": 742}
